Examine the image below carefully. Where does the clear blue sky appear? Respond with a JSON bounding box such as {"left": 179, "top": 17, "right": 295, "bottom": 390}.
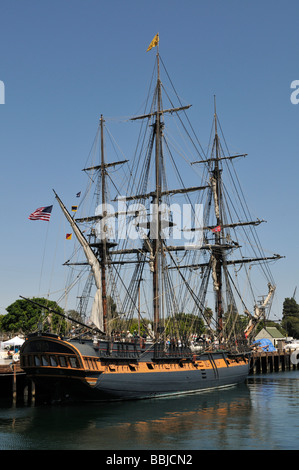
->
{"left": 0, "top": 0, "right": 298, "bottom": 321}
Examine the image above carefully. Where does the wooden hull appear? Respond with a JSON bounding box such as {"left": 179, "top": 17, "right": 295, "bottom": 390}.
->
{"left": 20, "top": 333, "right": 250, "bottom": 403}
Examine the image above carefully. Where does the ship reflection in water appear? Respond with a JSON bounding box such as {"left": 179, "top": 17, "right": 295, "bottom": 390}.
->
{"left": 97, "top": 385, "right": 252, "bottom": 450}
{"left": 0, "top": 383, "right": 252, "bottom": 450}
{"left": 2, "top": 372, "right": 299, "bottom": 449}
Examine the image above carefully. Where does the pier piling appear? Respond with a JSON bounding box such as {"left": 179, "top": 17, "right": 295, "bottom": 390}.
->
{"left": 250, "top": 350, "right": 299, "bottom": 374}
{"left": 0, "top": 362, "right": 29, "bottom": 404}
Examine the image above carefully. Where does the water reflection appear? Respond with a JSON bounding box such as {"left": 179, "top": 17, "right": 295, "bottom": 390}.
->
{"left": 1, "top": 372, "right": 299, "bottom": 450}
{"left": 0, "top": 384, "right": 251, "bottom": 450}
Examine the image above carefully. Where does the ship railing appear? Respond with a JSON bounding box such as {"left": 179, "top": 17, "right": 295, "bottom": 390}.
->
{"left": 153, "top": 343, "right": 193, "bottom": 359}
{"left": 94, "top": 339, "right": 141, "bottom": 359}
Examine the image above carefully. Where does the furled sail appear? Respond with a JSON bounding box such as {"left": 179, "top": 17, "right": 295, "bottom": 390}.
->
{"left": 244, "top": 283, "right": 276, "bottom": 338}
{"left": 53, "top": 190, "right": 104, "bottom": 332}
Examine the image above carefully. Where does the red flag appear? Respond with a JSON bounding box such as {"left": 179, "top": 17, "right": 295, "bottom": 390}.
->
{"left": 211, "top": 225, "right": 221, "bottom": 232}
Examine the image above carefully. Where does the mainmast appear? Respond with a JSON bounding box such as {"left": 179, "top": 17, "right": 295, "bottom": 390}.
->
{"left": 153, "top": 46, "right": 162, "bottom": 338}
{"left": 129, "top": 35, "right": 197, "bottom": 340}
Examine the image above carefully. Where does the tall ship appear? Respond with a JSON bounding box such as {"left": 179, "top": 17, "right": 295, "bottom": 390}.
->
{"left": 20, "top": 36, "right": 282, "bottom": 403}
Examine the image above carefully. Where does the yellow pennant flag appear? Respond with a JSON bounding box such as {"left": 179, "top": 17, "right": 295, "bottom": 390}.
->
{"left": 147, "top": 33, "right": 159, "bottom": 52}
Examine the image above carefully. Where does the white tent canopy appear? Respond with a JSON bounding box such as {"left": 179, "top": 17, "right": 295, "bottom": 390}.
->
{"left": 2, "top": 336, "right": 24, "bottom": 347}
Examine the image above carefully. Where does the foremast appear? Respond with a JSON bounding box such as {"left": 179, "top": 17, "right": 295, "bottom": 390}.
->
{"left": 211, "top": 98, "right": 224, "bottom": 336}
{"left": 192, "top": 99, "right": 282, "bottom": 343}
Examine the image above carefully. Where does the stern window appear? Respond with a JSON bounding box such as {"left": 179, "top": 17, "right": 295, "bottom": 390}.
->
{"left": 50, "top": 356, "right": 58, "bottom": 367}
{"left": 69, "top": 357, "right": 78, "bottom": 368}
{"left": 42, "top": 356, "right": 48, "bottom": 366}
{"left": 59, "top": 356, "right": 67, "bottom": 367}
{"left": 34, "top": 356, "right": 40, "bottom": 366}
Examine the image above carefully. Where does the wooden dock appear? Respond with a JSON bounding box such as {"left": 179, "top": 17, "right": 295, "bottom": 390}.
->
{"left": 0, "top": 362, "right": 34, "bottom": 404}
{"left": 250, "top": 350, "right": 299, "bottom": 374}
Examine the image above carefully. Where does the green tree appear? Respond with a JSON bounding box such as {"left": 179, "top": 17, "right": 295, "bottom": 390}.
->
{"left": 66, "top": 309, "right": 83, "bottom": 322}
{"left": 165, "top": 313, "right": 205, "bottom": 338}
{"left": 223, "top": 305, "right": 248, "bottom": 337}
{"left": 0, "top": 315, "right": 5, "bottom": 331}
{"left": 203, "top": 307, "right": 213, "bottom": 328}
{"left": 2, "top": 298, "right": 67, "bottom": 335}
{"left": 282, "top": 297, "right": 299, "bottom": 338}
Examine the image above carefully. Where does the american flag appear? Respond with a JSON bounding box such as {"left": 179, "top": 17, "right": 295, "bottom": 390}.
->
{"left": 28, "top": 205, "right": 53, "bottom": 221}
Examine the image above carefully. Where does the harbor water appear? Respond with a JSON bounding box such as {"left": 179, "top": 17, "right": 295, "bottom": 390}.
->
{"left": 1, "top": 370, "right": 299, "bottom": 451}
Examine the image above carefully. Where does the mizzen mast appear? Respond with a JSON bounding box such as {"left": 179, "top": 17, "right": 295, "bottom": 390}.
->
{"left": 100, "top": 115, "right": 108, "bottom": 334}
